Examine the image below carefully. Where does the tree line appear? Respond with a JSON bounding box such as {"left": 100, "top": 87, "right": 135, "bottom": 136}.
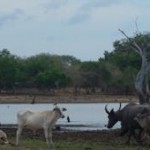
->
{"left": 1, "top": 32, "right": 150, "bottom": 96}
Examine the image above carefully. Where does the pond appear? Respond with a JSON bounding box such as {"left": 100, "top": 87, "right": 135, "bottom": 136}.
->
{"left": 0, "top": 103, "right": 127, "bottom": 131}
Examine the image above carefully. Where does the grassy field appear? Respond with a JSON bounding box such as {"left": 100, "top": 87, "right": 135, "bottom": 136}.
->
{"left": 0, "top": 138, "right": 150, "bottom": 150}
{"left": 0, "top": 129, "right": 150, "bottom": 150}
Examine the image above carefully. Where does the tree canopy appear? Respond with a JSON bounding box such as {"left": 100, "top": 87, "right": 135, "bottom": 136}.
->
{"left": 0, "top": 32, "right": 150, "bottom": 97}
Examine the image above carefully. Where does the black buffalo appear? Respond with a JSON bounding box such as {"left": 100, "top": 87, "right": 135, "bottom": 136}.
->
{"left": 105, "top": 102, "right": 150, "bottom": 144}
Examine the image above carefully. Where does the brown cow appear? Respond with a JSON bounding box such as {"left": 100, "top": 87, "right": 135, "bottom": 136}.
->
{"left": 134, "top": 113, "right": 150, "bottom": 140}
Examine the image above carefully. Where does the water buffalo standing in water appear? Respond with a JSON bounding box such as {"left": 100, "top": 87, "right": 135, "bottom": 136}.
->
{"left": 105, "top": 102, "right": 150, "bottom": 144}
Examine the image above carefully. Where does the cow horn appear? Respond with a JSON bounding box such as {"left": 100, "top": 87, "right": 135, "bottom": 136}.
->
{"left": 118, "top": 102, "right": 122, "bottom": 111}
{"left": 105, "top": 104, "right": 110, "bottom": 114}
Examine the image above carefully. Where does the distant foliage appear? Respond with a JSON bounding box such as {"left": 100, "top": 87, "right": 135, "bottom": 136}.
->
{"left": 0, "top": 32, "right": 150, "bottom": 95}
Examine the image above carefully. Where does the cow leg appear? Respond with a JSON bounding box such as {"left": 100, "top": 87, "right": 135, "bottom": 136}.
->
{"left": 44, "top": 128, "right": 50, "bottom": 147}
{"left": 137, "top": 129, "right": 149, "bottom": 144}
{"left": 16, "top": 126, "right": 23, "bottom": 146}
{"left": 120, "top": 124, "right": 128, "bottom": 136}
{"left": 125, "top": 130, "right": 133, "bottom": 144}
{"left": 136, "top": 129, "right": 144, "bottom": 143}
{"left": 49, "top": 128, "right": 53, "bottom": 145}
{"left": 120, "top": 128, "right": 128, "bottom": 136}
{"left": 126, "top": 129, "right": 141, "bottom": 144}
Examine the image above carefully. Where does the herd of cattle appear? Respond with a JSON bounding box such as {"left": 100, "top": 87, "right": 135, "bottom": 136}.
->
{"left": 105, "top": 102, "right": 150, "bottom": 144}
{"left": 0, "top": 102, "right": 150, "bottom": 148}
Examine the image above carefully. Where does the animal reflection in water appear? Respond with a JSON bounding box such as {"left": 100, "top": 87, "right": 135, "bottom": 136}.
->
{"left": 16, "top": 105, "right": 67, "bottom": 147}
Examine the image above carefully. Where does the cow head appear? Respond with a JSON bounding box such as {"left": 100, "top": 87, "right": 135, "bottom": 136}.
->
{"left": 105, "top": 103, "right": 122, "bottom": 128}
{"left": 53, "top": 107, "right": 66, "bottom": 118}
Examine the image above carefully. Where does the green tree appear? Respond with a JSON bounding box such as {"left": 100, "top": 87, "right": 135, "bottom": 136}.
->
{"left": 0, "top": 49, "right": 19, "bottom": 92}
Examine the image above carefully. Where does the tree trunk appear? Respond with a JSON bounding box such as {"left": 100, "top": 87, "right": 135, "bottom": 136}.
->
{"left": 119, "top": 29, "right": 150, "bottom": 104}
{"left": 134, "top": 55, "right": 150, "bottom": 103}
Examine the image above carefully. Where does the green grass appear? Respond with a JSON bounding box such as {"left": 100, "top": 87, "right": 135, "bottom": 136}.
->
{"left": 0, "top": 138, "right": 150, "bottom": 150}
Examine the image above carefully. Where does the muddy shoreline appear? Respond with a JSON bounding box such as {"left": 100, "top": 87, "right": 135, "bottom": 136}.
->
{"left": 0, "top": 94, "right": 138, "bottom": 103}
{"left": 3, "top": 127, "right": 125, "bottom": 144}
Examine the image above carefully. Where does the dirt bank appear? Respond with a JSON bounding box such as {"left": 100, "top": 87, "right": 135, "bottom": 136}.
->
{"left": 0, "top": 94, "right": 138, "bottom": 103}
{"left": 2, "top": 127, "right": 126, "bottom": 145}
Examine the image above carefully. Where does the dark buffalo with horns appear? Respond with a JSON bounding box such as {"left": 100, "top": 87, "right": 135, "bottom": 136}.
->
{"left": 105, "top": 102, "right": 150, "bottom": 144}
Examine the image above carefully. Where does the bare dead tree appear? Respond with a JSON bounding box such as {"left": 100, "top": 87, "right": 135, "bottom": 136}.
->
{"left": 119, "top": 29, "right": 150, "bottom": 104}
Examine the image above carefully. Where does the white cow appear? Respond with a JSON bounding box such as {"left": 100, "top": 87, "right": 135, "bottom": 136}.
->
{"left": 16, "top": 106, "right": 66, "bottom": 147}
{"left": 0, "top": 130, "right": 9, "bottom": 145}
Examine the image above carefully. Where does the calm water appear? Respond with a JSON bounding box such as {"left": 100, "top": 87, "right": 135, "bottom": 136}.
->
{"left": 0, "top": 103, "right": 127, "bottom": 131}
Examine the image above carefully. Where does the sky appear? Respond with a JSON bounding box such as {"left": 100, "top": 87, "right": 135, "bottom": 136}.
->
{"left": 0, "top": 0, "right": 150, "bottom": 61}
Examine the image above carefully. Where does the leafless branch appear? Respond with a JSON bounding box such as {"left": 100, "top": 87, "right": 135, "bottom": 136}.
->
{"left": 118, "top": 28, "right": 143, "bottom": 55}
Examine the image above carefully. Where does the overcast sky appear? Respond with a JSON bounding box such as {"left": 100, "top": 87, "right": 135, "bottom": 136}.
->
{"left": 0, "top": 0, "right": 149, "bottom": 61}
